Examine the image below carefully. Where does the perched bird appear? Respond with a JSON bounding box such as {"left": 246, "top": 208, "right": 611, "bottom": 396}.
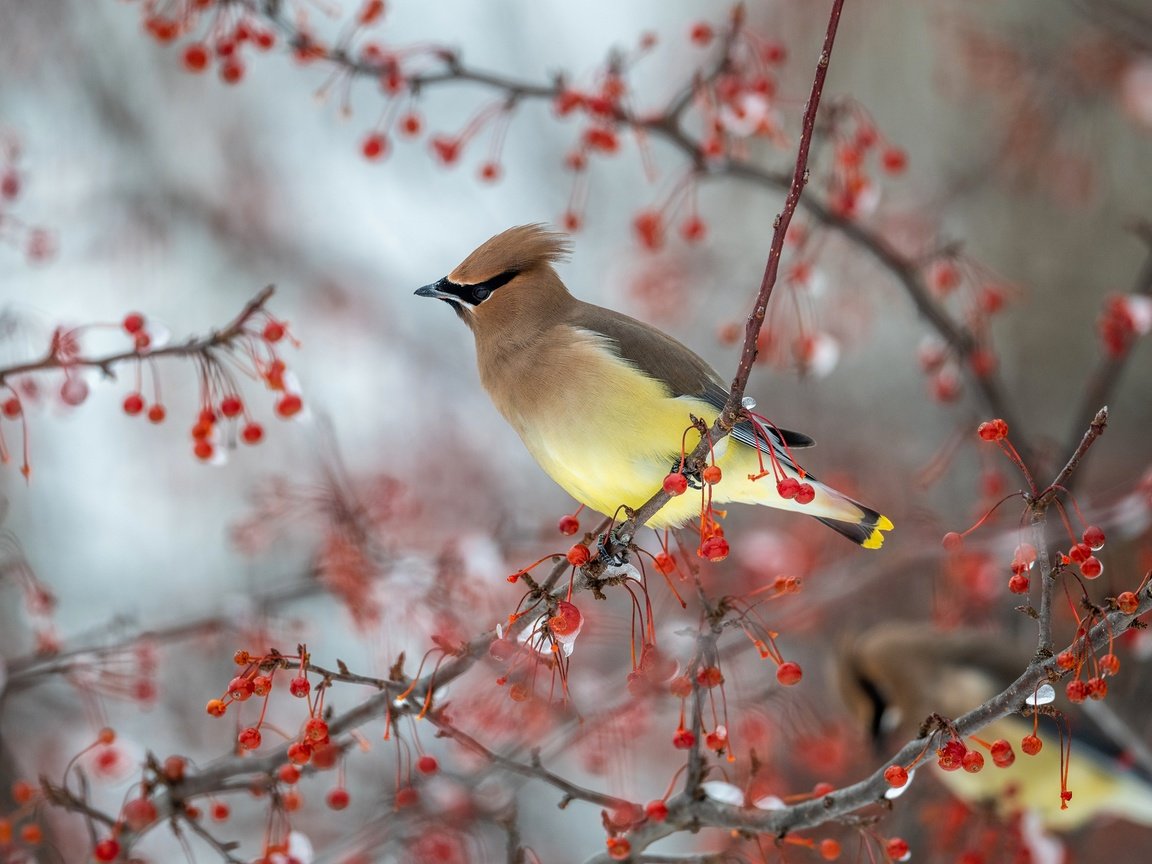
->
{"left": 838, "top": 623, "right": 1152, "bottom": 831}
{"left": 415, "top": 225, "right": 892, "bottom": 547}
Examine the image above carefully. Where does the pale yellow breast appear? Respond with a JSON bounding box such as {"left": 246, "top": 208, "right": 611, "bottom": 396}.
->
{"left": 480, "top": 327, "right": 714, "bottom": 524}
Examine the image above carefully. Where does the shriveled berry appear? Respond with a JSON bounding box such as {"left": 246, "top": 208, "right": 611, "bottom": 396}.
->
{"left": 548, "top": 600, "right": 583, "bottom": 636}
{"left": 205, "top": 699, "right": 227, "bottom": 717}
{"left": 304, "top": 717, "right": 329, "bottom": 742}
{"left": 696, "top": 666, "right": 724, "bottom": 688}
{"left": 1117, "top": 591, "right": 1139, "bottom": 615}
{"left": 672, "top": 727, "right": 695, "bottom": 749}
{"left": 289, "top": 675, "right": 310, "bottom": 698}
{"left": 606, "top": 837, "right": 631, "bottom": 861}
{"left": 977, "top": 419, "right": 1009, "bottom": 441}
{"left": 1099, "top": 653, "right": 1120, "bottom": 675}
{"left": 1066, "top": 679, "right": 1088, "bottom": 703}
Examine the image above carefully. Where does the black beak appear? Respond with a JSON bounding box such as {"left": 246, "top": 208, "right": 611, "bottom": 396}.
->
{"left": 415, "top": 279, "right": 449, "bottom": 299}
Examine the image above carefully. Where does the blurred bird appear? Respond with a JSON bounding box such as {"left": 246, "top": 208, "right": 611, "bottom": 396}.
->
{"left": 838, "top": 623, "right": 1152, "bottom": 831}
{"left": 415, "top": 225, "right": 893, "bottom": 547}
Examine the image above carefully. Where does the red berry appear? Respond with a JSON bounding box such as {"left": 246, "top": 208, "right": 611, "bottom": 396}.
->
{"left": 557, "top": 514, "right": 580, "bottom": 535}
{"left": 1117, "top": 591, "right": 1139, "bottom": 614}
{"left": 961, "top": 749, "right": 985, "bottom": 772}
{"left": 698, "top": 535, "right": 729, "bottom": 562}
{"left": 941, "top": 531, "right": 963, "bottom": 552}
{"left": 645, "top": 799, "right": 669, "bottom": 821}
{"left": 696, "top": 666, "right": 724, "bottom": 688}
{"left": 417, "top": 754, "right": 439, "bottom": 774}
{"left": 289, "top": 675, "right": 310, "bottom": 698}
{"left": 121, "top": 392, "right": 144, "bottom": 416}
{"left": 123, "top": 313, "right": 146, "bottom": 334}
{"left": 1, "top": 397, "right": 21, "bottom": 419}
{"left": 977, "top": 419, "right": 1009, "bottom": 441}
{"left": 883, "top": 764, "right": 908, "bottom": 787}
{"left": 633, "top": 209, "right": 664, "bottom": 250}
{"left": 663, "top": 472, "right": 688, "bottom": 496}
{"left": 147, "top": 404, "right": 166, "bottom": 423}
{"left": 680, "top": 216, "right": 707, "bottom": 243}
{"left": 205, "top": 699, "right": 227, "bottom": 717}
{"left": 220, "top": 395, "right": 243, "bottom": 418}
{"left": 776, "top": 477, "right": 800, "bottom": 499}
{"left": 990, "top": 739, "right": 1015, "bottom": 768}
{"left": 394, "top": 786, "right": 419, "bottom": 808}
{"left": 0, "top": 169, "right": 20, "bottom": 201}
{"left": 1066, "top": 679, "right": 1088, "bottom": 703}
{"left": 1080, "top": 556, "right": 1103, "bottom": 579}
{"left": 937, "top": 739, "right": 966, "bottom": 771}
{"left": 241, "top": 422, "right": 264, "bottom": 444}
{"left": 1068, "top": 542, "right": 1091, "bottom": 564}
{"left": 220, "top": 58, "right": 245, "bottom": 85}
{"left": 287, "top": 741, "right": 312, "bottom": 765}
{"left": 399, "top": 112, "right": 422, "bottom": 136}
{"left": 93, "top": 838, "right": 121, "bottom": 862}
{"left": 776, "top": 661, "right": 802, "bottom": 686}
{"left": 228, "top": 675, "right": 254, "bottom": 701}
{"left": 431, "top": 136, "right": 460, "bottom": 165}
{"left": 885, "top": 837, "right": 910, "bottom": 861}
{"left": 1082, "top": 525, "right": 1106, "bottom": 550}
{"left": 1100, "top": 653, "right": 1120, "bottom": 675}
{"left": 326, "top": 787, "right": 350, "bottom": 810}
{"left": 193, "top": 439, "right": 214, "bottom": 461}
{"left": 1086, "top": 676, "right": 1108, "bottom": 700}
{"left": 654, "top": 552, "right": 676, "bottom": 575}
{"left": 794, "top": 482, "right": 816, "bottom": 505}
{"left": 1021, "top": 734, "right": 1043, "bottom": 756}
{"left": 672, "top": 727, "right": 695, "bottom": 749}
{"left": 1008, "top": 573, "right": 1030, "bottom": 594}
{"left": 548, "top": 600, "right": 583, "bottom": 636}
{"left": 689, "top": 21, "right": 713, "bottom": 45}
{"left": 304, "top": 717, "right": 329, "bottom": 742}
{"left": 183, "top": 43, "right": 210, "bottom": 72}
{"left": 278, "top": 764, "right": 301, "bottom": 784}
{"left": 361, "top": 133, "right": 388, "bottom": 161}
{"left": 122, "top": 797, "right": 157, "bottom": 831}
{"left": 478, "top": 161, "right": 501, "bottom": 182}
{"left": 276, "top": 394, "right": 303, "bottom": 418}
{"left": 606, "top": 837, "right": 631, "bottom": 861}
{"left": 820, "top": 839, "right": 841, "bottom": 861}
{"left": 238, "top": 727, "right": 262, "bottom": 750}
{"left": 566, "top": 544, "right": 590, "bottom": 567}
{"left": 701, "top": 465, "right": 722, "bottom": 485}
{"left": 1056, "top": 650, "right": 1076, "bottom": 670}
{"left": 211, "top": 801, "right": 230, "bottom": 821}
{"left": 881, "top": 147, "right": 907, "bottom": 174}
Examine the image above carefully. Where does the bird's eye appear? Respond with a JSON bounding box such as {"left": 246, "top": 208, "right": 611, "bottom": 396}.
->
{"left": 472, "top": 286, "right": 492, "bottom": 303}
{"left": 468, "top": 269, "right": 518, "bottom": 305}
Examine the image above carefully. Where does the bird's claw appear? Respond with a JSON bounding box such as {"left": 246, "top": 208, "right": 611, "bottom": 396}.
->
{"left": 596, "top": 530, "right": 630, "bottom": 567}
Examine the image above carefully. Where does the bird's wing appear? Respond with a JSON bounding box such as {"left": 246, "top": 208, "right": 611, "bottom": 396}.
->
{"left": 570, "top": 301, "right": 815, "bottom": 451}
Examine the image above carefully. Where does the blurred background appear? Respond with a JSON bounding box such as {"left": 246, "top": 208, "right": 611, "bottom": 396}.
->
{"left": 0, "top": 0, "right": 1151, "bottom": 861}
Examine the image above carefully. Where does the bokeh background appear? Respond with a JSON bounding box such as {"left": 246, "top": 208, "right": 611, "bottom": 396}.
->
{"left": 1, "top": 0, "right": 1151, "bottom": 861}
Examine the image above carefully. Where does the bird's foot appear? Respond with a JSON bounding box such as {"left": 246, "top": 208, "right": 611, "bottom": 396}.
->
{"left": 596, "top": 529, "right": 631, "bottom": 567}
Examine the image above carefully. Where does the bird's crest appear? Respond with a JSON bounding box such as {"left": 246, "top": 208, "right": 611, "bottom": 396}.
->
{"left": 448, "top": 224, "right": 571, "bottom": 285}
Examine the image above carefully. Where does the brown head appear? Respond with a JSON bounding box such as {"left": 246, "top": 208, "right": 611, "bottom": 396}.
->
{"left": 415, "top": 225, "right": 573, "bottom": 334}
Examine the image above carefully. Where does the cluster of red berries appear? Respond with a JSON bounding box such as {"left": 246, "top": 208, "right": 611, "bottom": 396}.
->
{"left": 1063, "top": 524, "right": 1106, "bottom": 580}
{"left": 825, "top": 110, "right": 908, "bottom": 220}
{"left": 0, "top": 134, "right": 56, "bottom": 265}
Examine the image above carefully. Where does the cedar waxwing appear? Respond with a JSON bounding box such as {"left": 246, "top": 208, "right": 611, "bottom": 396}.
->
{"left": 838, "top": 623, "right": 1152, "bottom": 831}
{"left": 415, "top": 225, "right": 893, "bottom": 547}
